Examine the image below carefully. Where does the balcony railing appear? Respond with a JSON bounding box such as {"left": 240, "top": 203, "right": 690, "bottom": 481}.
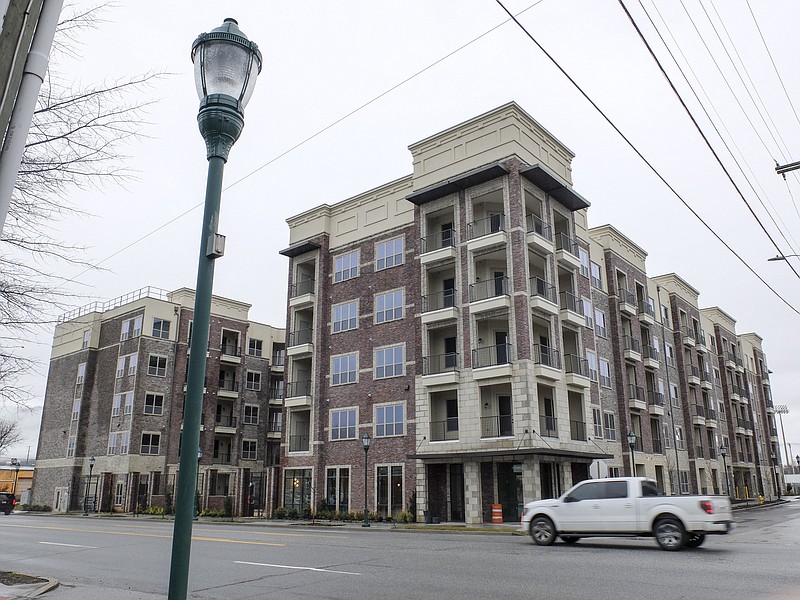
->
{"left": 271, "top": 352, "right": 285, "bottom": 367}
{"left": 287, "top": 328, "right": 313, "bottom": 347}
{"left": 468, "top": 214, "right": 505, "bottom": 239}
{"left": 218, "top": 380, "right": 239, "bottom": 393}
{"left": 286, "top": 380, "right": 312, "bottom": 397}
{"left": 706, "top": 408, "right": 717, "bottom": 421}
{"left": 564, "top": 354, "right": 589, "bottom": 377}
{"left": 559, "top": 290, "right": 584, "bottom": 314}
{"left": 627, "top": 384, "right": 645, "bottom": 401}
{"left": 618, "top": 287, "right": 636, "bottom": 306}
{"left": 268, "top": 385, "right": 285, "bottom": 400}
{"left": 290, "top": 278, "right": 315, "bottom": 298}
{"left": 267, "top": 421, "right": 282, "bottom": 434}
{"left": 215, "top": 414, "right": 237, "bottom": 428}
{"left": 570, "top": 419, "right": 587, "bottom": 441}
{"left": 643, "top": 345, "right": 660, "bottom": 361}
{"left": 695, "top": 445, "right": 705, "bottom": 459}
{"left": 652, "top": 439, "right": 663, "bottom": 454}
{"left": 526, "top": 214, "right": 552, "bottom": 240}
{"left": 647, "top": 390, "right": 665, "bottom": 406}
{"left": 530, "top": 277, "right": 557, "bottom": 304}
{"left": 683, "top": 326, "right": 696, "bottom": 342}
{"left": 539, "top": 415, "right": 558, "bottom": 438}
{"left": 708, "top": 447, "right": 717, "bottom": 459}
{"left": 692, "top": 404, "right": 706, "bottom": 418}
{"left": 213, "top": 452, "right": 231, "bottom": 465}
{"left": 737, "top": 417, "right": 753, "bottom": 430}
{"left": 423, "top": 352, "right": 459, "bottom": 375}
{"left": 423, "top": 289, "right": 457, "bottom": 312}
{"left": 481, "top": 415, "right": 513, "bottom": 438}
{"left": 623, "top": 335, "right": 640, "bottom": 353}
{"left": 430, "top": 418, "right": 459, "bottom": 442}
{"left": 469, "top": 276, "right": 508, "bottom": 302}
{"left": 555, "top": 232, "right": 579, "bottom": 257}
{"left": 533, "top": 344, "right": 560, "bottom": 369}
{"left": 638, "top": 300, "right": 655, "bottom": 319}
{"left": 220, "top": 343, "right": 241, "bottom": 357}
{"left": 288, "top": 434, "right": 310, "bottom": 452}
{"left": 421, "top": 228, "right": 456, "bottom": 253}
{"left": 473, "top": 343, "right": 512, "bottom": 368}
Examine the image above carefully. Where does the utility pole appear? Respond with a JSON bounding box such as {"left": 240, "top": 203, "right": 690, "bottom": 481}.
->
{"left": 776, "top": 160, "right": 800, "bottom": 178}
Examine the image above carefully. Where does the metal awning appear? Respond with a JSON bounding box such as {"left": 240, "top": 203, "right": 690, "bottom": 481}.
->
{"left": 409, "top": 447, "right": 613, "bottom": 461}
{"left": 279, "top": 240, "right": 321, "bottom": 258}
{"left": 405, "top": 162, "right": 509, "bottom": 206}
{"left": 519, "top": 163, "right": 590, "bottom": 211}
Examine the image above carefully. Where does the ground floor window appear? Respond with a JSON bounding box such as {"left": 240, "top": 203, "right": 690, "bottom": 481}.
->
{"left": 284, "top": 468, "right": 312, "bottom": 513}
{"left": 680, "top": 470, "right": 690, "bottom": 494}
{"left": 326, "top": 467, "right": 350, "bottom": 514}
{"left": 376, "top": 465, "right": 403, "bottom": 518}
{"left": 114, "top": 481, "right": 125, "bottom": 506}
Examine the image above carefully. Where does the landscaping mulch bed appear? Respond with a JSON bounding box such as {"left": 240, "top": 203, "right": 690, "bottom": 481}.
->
{"left": 0, "top": 571, "right": 47, "bottom": 586}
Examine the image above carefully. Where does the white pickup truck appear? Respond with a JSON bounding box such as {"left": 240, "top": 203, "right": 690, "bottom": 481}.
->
{"left": 520, "top": 477, "right": 733, "bottom": 550}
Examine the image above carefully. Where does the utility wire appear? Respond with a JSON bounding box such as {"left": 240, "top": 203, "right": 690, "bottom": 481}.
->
{"left": 492, "top": 0, "right": 800, "bottom": 316}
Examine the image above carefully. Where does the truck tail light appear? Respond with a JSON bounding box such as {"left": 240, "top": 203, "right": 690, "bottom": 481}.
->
{"left": 700, "top": 500, "right": 713, "bottom": 514}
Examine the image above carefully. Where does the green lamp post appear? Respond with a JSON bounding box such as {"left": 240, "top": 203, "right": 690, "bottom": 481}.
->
{"left": 167, "top": 18, "right": 261, "bottom": 600}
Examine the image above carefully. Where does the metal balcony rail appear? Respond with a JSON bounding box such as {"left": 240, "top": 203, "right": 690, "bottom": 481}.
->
{"left": 468, "top": 214, "right": 506, "bottom": 239}
{"left": 555, "top": 232, "right": 579, "bottom": 256}
{"left": 267, "top": 421, "right": 282, "bottom": 434}
{"left": 286, "top": 380, "right": 312, "bottom": 397}
{"left": 220, "top": 343, "right": 241, "bottom": 357}
{"left": 627, "top": 384, "right": 645, "bottom": 401}
{"left": 737, "top": 417, "right": 753, "bottom": 430}
{"left": 618, "top": 287, "right": 636, "bottom": 306}
{"left": 652, "top": 439, "right": 663, "bottom": 454}
{"left": 698, "top": 329, "right": 706, "bottom": 344}
{"left": 559, "top": 290, "right": 584, "bottom": 314}
{"left": 761, "top": 369, "right": 770, "bottom": 381}
{"left": 683, "top": 326, "right": 696, "bottom": 341}
{"left": 539, "top": 415, "right": 558, "bottom": 438}
{"left": 272, "top": 351, "right": 286, "bottom": 367}
{"left": 687, "top": 364, "right": 700, "bottom": 378}
{"left": 647, "top": 390, "right": 665, "bottom": 406}
{"left": 692, "top": 404, "right": 706, "bottom": 418}
{"left": 57, "top": 286, "right": 171, "bottom": 323}
{"left": 422, "top": 289, "right": 457, "bottom": 312}
{"left": 215, "top": 415, "right": 237, "bottom": 428}
{"left": 695, "top": 445, "right": 705, "bottom": 459}
{"left": 638, "top": 300, "right": 655, "bottom": 319}
{"left": 472, "top": 343, "right": 512, "bottom": 368}
{"left": 268, "top": 386, "right": 284, "bottom": 400}
{"left": 708, "top": 447, "right": 717, "bottom": 459}
{"left": 623, "top": 335, "right": 640, "bottom": 353}
{"left": 481, "top": 415, "right": 514, "bottom": 438}
{"left": 421, "top": 228, "right": 456, "bottom": 253}
{"left": 570, "top": 419, "right": 587, "bottom": 441}
{"left": 701, "top": 370, "right": 711, "bottom": 382}
{"left": 430, "top": 418, "right": 459, "bottom": 442}
{"left": 526, "top": 214, "right": 552, "bottom": 240}
{"left": 732, "top": 384, "right": 743, "bottom": 397}
{"left": 643, "top": 345, "right": 660, "bottom": 361}
{"left": 287, "top": 328, "right": 313, "bottom": 347}
{"left": 564, "top": 354, "right": 589, "bottom": 377}
{"left": 533, "top": 344, "right": 561, "bottom": 369}
{"left": 218, "top": 380, "right": 239, "bottom": 393}
{"left": 530, "top": 277, "right": 557, "bottom": 303}
{"left": 423, "top": 352, "right": 459, "bottom": 375}
{"left": 213, "top": 452, "right": 231, "bottom": 465}
{"left": 706, "top": 408, "right": 717, "bottom": 420}
{"left": 469, "top": 276, "right": 508, "bottom": 302}
{"left": 290, "top": 278, "right": 315, "bottom": 298}
{"left": 288, "top": 435, "right": 310, "bottom": 452}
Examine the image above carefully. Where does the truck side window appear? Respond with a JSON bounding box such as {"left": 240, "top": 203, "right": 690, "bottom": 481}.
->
{"left": 605, "top": 481, "right": 628, "bottom": 498}
{"left": 641, "top": 481, "right": 662, "bottom": 497}
{"left": 569, "top": 481, "right": 604, "bottom": 501}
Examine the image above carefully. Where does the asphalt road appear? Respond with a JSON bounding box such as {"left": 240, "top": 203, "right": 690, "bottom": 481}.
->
{"left": 2, "top": 501, "right": 800, "bottom": 600}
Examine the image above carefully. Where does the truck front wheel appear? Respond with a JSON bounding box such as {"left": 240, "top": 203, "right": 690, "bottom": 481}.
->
{"left": 529, "top": 516, "right": 557, "bottom": 546}
{"left": 654, "top": 518, "right": 686, "bottom": 551}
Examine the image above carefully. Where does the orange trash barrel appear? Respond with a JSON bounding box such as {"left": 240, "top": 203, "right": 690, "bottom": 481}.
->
{"left": 491, "top": 503, "right": 503, "bottom": 523}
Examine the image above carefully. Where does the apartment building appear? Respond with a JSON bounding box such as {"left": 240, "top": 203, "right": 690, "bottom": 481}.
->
{"left": 279, "top": 102, "right": 781, "bottom": 524}
{"left": 31, "top": 287, "right": 285, "bottom": 516}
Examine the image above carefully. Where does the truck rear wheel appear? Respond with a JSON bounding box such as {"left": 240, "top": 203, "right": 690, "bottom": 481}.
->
{"left": 529, "top": 516, "right": 556, "bottom": 546}
{"left": 654, "top": 518, "right": 686, "bottom": 551}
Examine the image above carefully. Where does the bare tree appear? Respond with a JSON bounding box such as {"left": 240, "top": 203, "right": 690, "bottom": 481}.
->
{"left": 0, "top": 417, "right": 23, "bottom": 456}
{"left": 0, "top": 3, "right": 164, "bottom": 408}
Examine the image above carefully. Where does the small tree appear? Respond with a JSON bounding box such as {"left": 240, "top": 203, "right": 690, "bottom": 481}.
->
{"left": 0, "top": 417, "right": 22, "bottom": 455}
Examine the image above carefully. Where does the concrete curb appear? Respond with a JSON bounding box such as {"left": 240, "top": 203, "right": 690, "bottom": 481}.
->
{"left": 0, "top": 577, "right": 58, "bottom": 599}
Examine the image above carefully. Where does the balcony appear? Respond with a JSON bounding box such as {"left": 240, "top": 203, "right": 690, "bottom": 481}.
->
{"left": 533, "top": 345, "right": 561, "bottom": 380}
{"left": 271, "top": 351, "right": 285, "bottom": 372}
{"left": 422, "top": 353, "right": 459, "bottom": 386}
{"left": 559, "top": 290, "right": 585, "bottom": 328}
{"left": 215, "top": 414, "right": 237, "bottom": 434}
{"left": 705, "top": 409, "right": 718, "bottom": 427}
{"left": 696, "top": 330, "right": 708, "bottom": 353}
{"left": 724, "top": 351, "right": 737, "bottom": 370}
{"left": 729, "top": 385, "right": 741, "bottom": 402}
{"left": 554, "top": 232, "right": 581, "bottom": 270}
{"left": 617, "top": 288, "right": 637, "bottom": 316}
{"left": 529, "top": 277, "right": 558, "bottom": 316}
{"left": 285, "top": 379, "right": 312, "bottom": 408}
{"left": 481, "top": 415, "right": 514, "bottom": 438}
{"left": 700, "top": 371, "right": 713, "bottom": 390}
{"left": 642, "top": 345, "right": 660, "bottom": 369}
{"left": 220, "top": 343, "right": 242, "bottom": 364}
{"left": 637, "top": 300, "right": 656, "bottom": 325}
{"left": 472, "top": 344, "right": 512, "bottom": 380}
{"left": 268, "top": 385, "right": 285, "bottom": 401}
{"left": 539, "top": 415, "right": 558, "bottom": 438}
{"left": 467, "top": 215, "right": 507, "bottom": 252}
{"left": 622, "top": 335, "right": 641, "bottom": 362}
{"left": 691, "top": 404, "right": 706, "bottom": 426}
{"left": 652, "top": 438, "right": 663, "bottom": 454}
{"left": 421, "top": 290, "right": 458, "bottom": 324}
{"left": 469, "top": 277, "right": 510, "bottom": 314}
{"left": 627, "top": 384, "right": 646, "bottom": 410}
{"left": 707, "top": 447, "right": 717, "bottom": 459}
{"left": 288, "top": 434, "right": 310, "bottom": 453}
{"left": 212, "top": 452, "right": 231, "bottom": 465}
{"left": 420, "top": 229, "right": 457, "bottom": 265}
{"left": 647, "top": 390, "right": 665, "bottom": 416}
{"left": 686, "top": 364, "right": 700, "bottom": 386}
{"left": 217, "top": 380, "right": 239, "bottom": 399}
{"left": 526, "top": 214, "right": 554, "bottom": 254}
{"left": 564, "top": 354, "right": 590, "bottom": 388}
{"left": 682, "top": 326, "right": 696, "bottom": 347}
{"left": 695, "top": 445, "right": 705, "bottom": 460}
{"left": 569, "top": 420, "right": 587, "bottom": 442}
{"left": 430, "top": 418, "right": 459, "bottom": 442}
{"left": 289, "top": 278, "right": 316, "bottom": 308}
{"left": 737, "top": 417, "right": 753, "bottom": 435}
{"left": 287, "top": 328, "right": 313, "bottom": 357}
{"left": 761, "top": 370, "right": 771, "bottom": 385}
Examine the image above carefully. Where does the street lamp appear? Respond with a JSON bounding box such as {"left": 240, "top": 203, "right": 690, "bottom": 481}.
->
{"left": 771, "top": 453, "right": 780, "bottom": 500}
{"left": 362, "top": 433, "right": 372, "bottom": 528}
{"left": 719, "top": 445, "right": 731, "bottom": 498}
{"left": 194, "top": 448, "right": 202, "bottom": 521}
{"left": 83, "top": 456, "right": 95, "bottom": 516}
{"left": 767, "top": 254, "right": 800, "bottom": 261}
{"left": 626, "top": 430, "right": 637, "bottom": 477}
{"left": 10, "top": 458, "right": 20, "bottom": 497}
{"left": 168, "top": 18, "right": 261, "bottom": 600}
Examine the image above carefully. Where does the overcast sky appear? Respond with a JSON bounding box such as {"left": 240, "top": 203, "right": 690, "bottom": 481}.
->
{"left": 3, "top": 0, "right": 800, "bottom": 467}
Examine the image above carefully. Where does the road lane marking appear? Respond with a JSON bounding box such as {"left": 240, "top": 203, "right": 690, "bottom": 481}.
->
{"left": 39, "top": 542, "right": 98, "bottom": 548}
{"left": 234, "top": 560, "right": 361, "bottom": 576}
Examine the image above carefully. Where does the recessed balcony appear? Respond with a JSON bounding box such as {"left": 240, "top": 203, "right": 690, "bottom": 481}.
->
{"left": 480, "top": 414, "right": 514, "bottom": 439}
{"left": 529, "top": 277, "right": 558, "bottom": 316}
{"left": 430, "top": 418, "right": 459, "bottom": 442}
{"left": 700, "top": 372, "right": 713, "bottom": 390}
{"left": 627, "top": 384, "right": 646, "bottom": 411}
{"left": 289, "top": 278, "right": 316, "bottom": 308}
{"left": 215, "top": 414, "right": 237, "bottom": 435}
{"left": 422, "top": 353, "right": 459, "bottom": 386}
{"left": 691, "top": 404, "right": 706, "bottom": 426}
{"left": 285, "top": 380, "right": 312, "bottom": 408}
{"left": 466, "top": 215, "right": 507, "bottom": 253}
{"left": 682, "top": 326, "right": 696, "bottom": 347}
{"left": 617, "top": 288, "right": 637, "bottom": 316}
{"left": 219, "top": 343, "right": 242, "bottom": 364}
{"left": 287, "top": 328, "right": 313, "bottom": 357}
{"left": 696, "top": 330, "right": 708, "bottom": 353}
{"left": 469, "top": 277, "right": 510, "bottom": 314}
{"left": 637, "top": 301, "right": 656, "bottom": 326}
{"left": 622, "top": 335, "right": 641, "bottom": 362}
{"left": 686, "top": 365, "right": 701, "bottom": 387}
{"left": 217, "top": 380, "right": 239, "bottom": 399}
{"left": 539, "top": 415, "right": 559, "bottom": 439}
{"left": 420, "top": 229, "right": 457, "bottom": 265}
{"left": 564, "top": 354, "right": 591, "bottom": 388}
{"left": 642, "top": 345, "right": 660, "bottom": 369}
{"left": 554, "top": 232, "right": 581, "bottom": 270}
{"left": 533, "top": 345, "right": 561, "bottom": 380}
{"left": 472, "top": 344, "right": 512, "bottom": 380}
{"left": 647, "top": 390, "right": 665, "bottom": 416}
{"left": 526, "top": 214, "right": 554, "bottom": 254}
{"left": 559, "top": 290, "right": 585, "bottom": 328}
{"left": 422, "top": 290, "right": 458, "bottom": 324}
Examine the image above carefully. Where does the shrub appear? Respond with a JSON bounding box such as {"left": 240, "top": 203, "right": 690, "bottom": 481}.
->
{"left": 143, "top": 506, "right": 165, "bottom": 516}
{"left": 20, "top": 504, "right": 52, "bottom": 512}
{"left": 200, "top": 508, "right": 226, "bottom": 517}
{"left": 397, "top": 511, "right": 415, "bottom": 523}
{"left": 286, "top": 507, "right": 299, "bottom": 520}
{"left": 274, "top": 506, "right": 286, "bottom": 519}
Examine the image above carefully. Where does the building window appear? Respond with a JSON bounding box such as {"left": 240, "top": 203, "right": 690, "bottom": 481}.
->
{"left": 330, "top": 408, "right": 357, "bottom": 440}
{"left": 592, "top": 408, "right": 603, "bottom": 438}
{"left": 671, "top": 384, "right": 680, "bottom": 406}
{"left": 332, "top": 300, "right": 358, "bottom": 333}
{"left": 376, "top": 403, "right": 404, "bottom": 437}
{"left": 604, "top": 412, "right": 617, "bottom": 440}
{"left": 116, "top": 356, "right": 125, "bottom": 379}
{"left": 376, "top": 237, "right": 404, "bottom": 270}
{"left": 579, "top": 247, "right": 589, "bottom": 277}
{"left": 115, "top": 482, "right": 125, "bottom": 506}
{"left": 123, "top": 392, "right": 133, "bottom": 415}
{"left": 72, "top": 399, "right": 81, "bottom": 421}
{"left": 586, "top": 351, "right": 598, "bottom": 381}
{"left": 112, "top": 394, "right": 122, "bottom": 417}
{"left": 665, "top": 343, "right": 675, "bottom": 367}
{"left": 141, "top": 433, "right": 160, "bottom": 455}
{"left": 121, "top": 316, "right": 142, "bottom": 341}
{"left": 119, "top": 431, "right": 130, "bottom": 455}
{"left": 609, "top": 467, "right": 621, "bottom": 478}
{"left": 664, "top": 424, "right": 672, "bottom": 448}
{"left": 679, "top": 471, "right": 690, "bottom": 494}
{"left": 246, "top": 371, "right": 262, "bottom": 391}
{"left": 67, "top": 435, "right": 76, "bottom": 457}
{"left": 594, "top": 309, "right": 607, "bottom": 337}
{"left": 242, "top": 440, "right": 258, "bottom": 460}
{"left": 82, "top": 329, "right": 91, "bottom": 349}
{"left": 582, "top": 298, "right": 593, "bottom": 328}
{"left": 144, "top": 393, "right": 163, "bottom": 415}
{"left": 148, "top": 355, "right": 167, "bottom": 377}
{"left": 599, "top": 359, "right": 612, "bottom": 388}
{"left": 331, "top": 353, "right": 358, "bottom": 385}
{"left": 107, "top": 433, "right": 118, "bottom": 455}
{"left": 375, "top": 289, "right": 404, "bottom": 323}
{"left": 333, "top": 250, "right": 359, "bottom": 283}
{"left": 244, "top": 405, "right": 259, "bottom": 425}
{"left": 76, "top": 363, "right": 86, "bottom": 385}
{"left": 326, "top": 467, "right": 350, "bottom": 513}
{"left": 283, "top": 469, "right": 312, "bottom": 512}
{"left": 590, "top": 261, "right": 602, "bottom": 289}
{"left": 675, "top": 426, "right": 686, "bottom": 450}
{"left": 152, "top": 318, "right": 170, "bottom": 339}
{"left": 375, "top": 344, "right": 404, "bottom": 379}
{"left": 128, "top": 355, "right": 138, "bottom": 376}
{"left": 376, "top": 465, "right": 403, "bottom": 519}
{"left": 248, "top": 338, "right": 263, "bottom": 357}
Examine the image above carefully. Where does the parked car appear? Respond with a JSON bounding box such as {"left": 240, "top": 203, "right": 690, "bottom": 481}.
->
{"left": 0, "top": 492, "right": 16, "bottom": 515}
{"left": 520, "top": 477, "right": 733, "bottom": 550}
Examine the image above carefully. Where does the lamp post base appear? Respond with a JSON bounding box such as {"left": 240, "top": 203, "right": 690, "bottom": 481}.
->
{"left": 362, "top": 509, "right": 370, "bottom": 527}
